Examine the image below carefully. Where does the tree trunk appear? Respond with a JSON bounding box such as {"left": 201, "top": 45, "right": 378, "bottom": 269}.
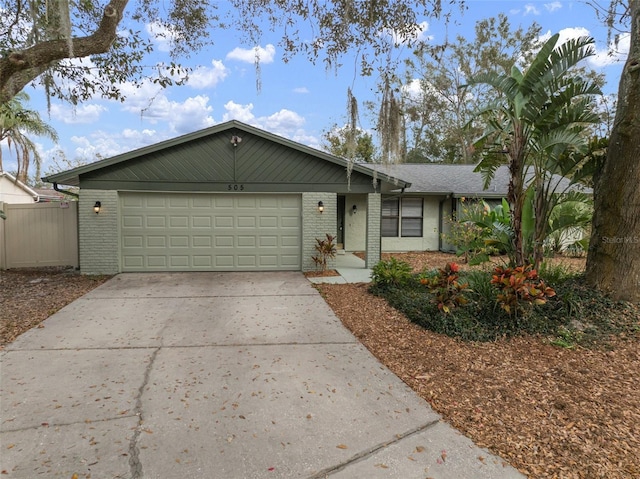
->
{"left": 0, "top": 0, "right": 128, "bottom": 105}
{"left": 586, "top": 0, "right": 640, "bottom": 301}
{"left": 508, "top": 125, "right": 527, "bottom": 267}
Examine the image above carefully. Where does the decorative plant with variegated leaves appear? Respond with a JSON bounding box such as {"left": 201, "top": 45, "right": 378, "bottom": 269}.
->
{"left": 491, "top": 265, "right": 556, "bottom": 316}
{"left": 421, "top": 262, "right": 470, "bottom": 314}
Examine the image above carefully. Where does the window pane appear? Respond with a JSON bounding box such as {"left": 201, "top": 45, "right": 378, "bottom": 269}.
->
{"left": 401, "top": 198, "right": 422, "bottom": 237}
{"left": 402, "top": 198, "right": 423, "bottom": 217}
{"left": 382, "top": 198, "right": 399, "bottom": 216}
{"left": 382, "top": 218, "right": 399, "bottom": 237}
{"left": 401, "top": 218, "right": 422, "bottom": 237}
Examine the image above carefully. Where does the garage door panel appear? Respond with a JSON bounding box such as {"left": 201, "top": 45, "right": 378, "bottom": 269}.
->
{"left": 215, "top": 216, "right": 233, "bottom": 228}
{"left": 120, "top": 193, "right": 300, "bottom": 272}
{"left": 192, "top": 236, "right": 212, "bottom": 247}
{"left": 192, "top": 216, "right": 212, "bottom": 228}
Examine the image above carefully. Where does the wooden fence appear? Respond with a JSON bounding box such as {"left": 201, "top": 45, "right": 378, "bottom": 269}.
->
{"left": 0, "top": 201, "right": 78, "bottom": 269}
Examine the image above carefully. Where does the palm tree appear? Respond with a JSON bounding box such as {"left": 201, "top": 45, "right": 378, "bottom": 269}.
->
{"left": 467, "top": 34, "right": 601, "bottom": 268}
{"left": 0, "top": 92, "right": 59, "bottom": 183}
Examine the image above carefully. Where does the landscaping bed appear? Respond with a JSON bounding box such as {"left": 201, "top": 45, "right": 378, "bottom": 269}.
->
{"left": 318, "top": 251, "right": 640, "bottom": 479}
{"left": 0, "top": 267, "right": 110, "bottom": 346}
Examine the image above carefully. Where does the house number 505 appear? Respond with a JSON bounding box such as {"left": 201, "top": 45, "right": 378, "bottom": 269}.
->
{"left": 228, "top": 184, "right": 245, "bottom": 191}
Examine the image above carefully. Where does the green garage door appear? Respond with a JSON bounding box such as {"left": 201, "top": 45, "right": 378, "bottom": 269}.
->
{"left": 120, "top": 193, "right": 301, "bottom": 272}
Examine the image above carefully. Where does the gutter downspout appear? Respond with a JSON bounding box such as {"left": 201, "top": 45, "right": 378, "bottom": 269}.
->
{"left": 53, "top": 182, "right": 79, "bottom": 199}
{"left": 438, "top": 193, "right": 453, "bottom": 251}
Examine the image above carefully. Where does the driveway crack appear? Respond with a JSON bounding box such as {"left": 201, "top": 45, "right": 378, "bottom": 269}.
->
{"left": 128, "top": 346, "right": 160, "bottom": 479}
{"left": 306, "top": 419, "right": 441, "bottom": 478}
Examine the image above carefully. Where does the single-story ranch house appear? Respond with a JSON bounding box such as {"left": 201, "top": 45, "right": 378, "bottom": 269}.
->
{"left": 43, "top": 120, "right": 534, "bottom": 274}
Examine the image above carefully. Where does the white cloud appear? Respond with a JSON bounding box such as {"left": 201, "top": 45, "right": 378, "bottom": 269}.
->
{"left": 544, "top": 2, "right": 562, "bottom": 13}
{"left": 557, "top": 27, "right": 591, "bottom": 44}
{"left": 222, "top": 101, "right": 256, "bottom": 123}
{"left": 524, "top": 4, "right": 541, "bottom": 15}
{"left": 226, "top": 44, "right": 276, "bottom": 64}
{"left": 50, "top": 103, "right": 107, "bottom": 124}
{"left": 539, "top": 28, "right": 629, "bottom": 68}
{"left": 263, "top": 109, "right": 305, "bottom": 132}
{"left": 591, "top": 32, "right": 630, "bottom": 67}
{"left": 384, "top": 21, "right": 432, "bottom": 45}
{"left": 146, "top": 22, "right": 182, "bottom": 53}
{"left": 293, "top": 87, "right": 310, "bottom": 94}
{"left": 70, "top": 129, "right": 161, "bottom": 161}
{"left": 187, "top": 60, "right": 229, "bottom": 89}
{"left": 168, "top": 96, "right": 216, "bottom": 134}
{"left": 221, "top": 101, "right": 312, "bottom": 145}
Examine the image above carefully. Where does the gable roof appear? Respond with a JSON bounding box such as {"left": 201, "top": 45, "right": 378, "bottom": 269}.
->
{"left": 0, "top": 172, "right": 39, "bottom": 202}
{"left": 372, "top": 164, "right": 589, "bottom": 197}
{"left": 43, "top": 120, "right": 411, "bottom": 191}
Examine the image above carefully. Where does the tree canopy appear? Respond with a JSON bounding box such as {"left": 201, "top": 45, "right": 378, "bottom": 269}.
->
{"left": 0, "top": 0, "right": 454, "bottom": 105}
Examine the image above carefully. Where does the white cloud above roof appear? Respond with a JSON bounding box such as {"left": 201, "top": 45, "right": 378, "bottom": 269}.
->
{"left": 226, "top": 44, "right": 276, "bottom": 64}
{"left": 187, "top": 60, "right": 229, "bottom": 89}
{"left": 50, "top": 103, "right": 107, "bottom": 124}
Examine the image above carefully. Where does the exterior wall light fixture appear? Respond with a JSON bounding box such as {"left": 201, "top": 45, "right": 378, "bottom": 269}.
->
{"left": 352, "top": 204, "right": 358, "bottom": 215}
{"left": 93, "top": 201, "right": 101, "bottom": 214}
{"left": 317, "top": 201, "right": 324, "bottom": 213}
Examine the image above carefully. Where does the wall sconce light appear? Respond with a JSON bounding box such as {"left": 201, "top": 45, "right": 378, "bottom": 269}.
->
{"left": 93, "top": 201, "right": 101, "bottom": 214}
{"left": 352, "top": 204, "right": 358, "bottom": 215}
{"left": 317, "top": 201, "right": 324, "bottom": 213}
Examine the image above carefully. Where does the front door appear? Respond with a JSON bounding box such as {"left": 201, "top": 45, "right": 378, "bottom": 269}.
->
{"left": 336, "top": 195, "right": 346, "bottom": 248}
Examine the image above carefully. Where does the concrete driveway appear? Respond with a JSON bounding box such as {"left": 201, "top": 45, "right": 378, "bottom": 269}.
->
{"left": 1, "top": 272, "right": 524, "bottom": 478}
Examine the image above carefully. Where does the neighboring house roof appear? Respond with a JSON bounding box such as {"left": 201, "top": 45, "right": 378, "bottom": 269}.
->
{"left": 43, "top": 120, "right": 411, "bottom": 191}
{"left": 372, "top": 164, "right": 590, "bottom": 197}
{"left": 33, "top": 188, "right": 66, "bottom": 202}
{"left": 0, "top": 172, "right": 39, "bottom": 203}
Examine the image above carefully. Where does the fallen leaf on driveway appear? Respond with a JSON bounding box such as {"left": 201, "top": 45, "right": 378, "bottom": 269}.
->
{"left": 336, "top": 444, "right": 348, "bottom": 449}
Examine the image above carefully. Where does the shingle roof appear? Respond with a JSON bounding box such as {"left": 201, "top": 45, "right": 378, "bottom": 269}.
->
{"left": 372, "top": 164, "right": 589, "bottom": 197}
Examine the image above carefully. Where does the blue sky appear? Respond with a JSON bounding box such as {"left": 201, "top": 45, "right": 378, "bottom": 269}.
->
{"left": 4, "top": 1, "right": 630, "bottom": 180}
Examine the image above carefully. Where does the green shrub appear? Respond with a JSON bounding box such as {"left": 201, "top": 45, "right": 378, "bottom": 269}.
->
{"left": 538, "top": 261, "right": 579, "bottom": 286}
{"left": 371, "top": 257, "right": 413, "bottom": 288}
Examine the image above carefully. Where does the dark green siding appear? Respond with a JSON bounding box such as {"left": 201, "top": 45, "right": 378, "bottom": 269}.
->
{"left": 81, "top": 128, "right": 375, "bottom": 193}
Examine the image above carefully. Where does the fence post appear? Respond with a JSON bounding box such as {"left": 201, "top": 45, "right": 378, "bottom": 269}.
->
{"left": 0, "top": 201, "right": 5, "bottom": 269}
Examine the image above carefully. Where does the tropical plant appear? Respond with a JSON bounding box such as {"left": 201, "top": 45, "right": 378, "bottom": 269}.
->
{"left": 0, "top": 92, "right": 58, "bottom": 183}
{"left": 491, "top": 265, "right": 556, "bottom": 316}
{"left": 421, "top": 262, "right": 470, "bottom": 313}
{"left": 371, "top": 257, "right": 413, "bottom": 288}
{"left": 441, "top": 199, "right": 495, "bottom": 263}
{"left": 454, "top": 198, "right": 516, "bottom": 265}
{"left": 311, "top": 234, "right": 337, "bottom": 273}
{"left": 467, "top": 34, "right": 602, "bottom": 270}
{"left": 545, "top": 191, "right": 593, "bottom": 255}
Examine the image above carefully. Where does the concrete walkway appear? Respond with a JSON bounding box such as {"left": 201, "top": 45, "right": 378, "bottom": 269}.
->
{"left": 307, "top": 252, "right": 373, "bottom": 284}
{"left": 1, "top": 272, "right": 524, "bottom": 478}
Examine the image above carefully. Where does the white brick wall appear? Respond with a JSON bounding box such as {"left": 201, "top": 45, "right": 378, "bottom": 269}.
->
{"left": 302, "top": 193, "right": 337, "bottom": 272}
{"left": 79, "top": 190, "right": 120, "bottom": 274}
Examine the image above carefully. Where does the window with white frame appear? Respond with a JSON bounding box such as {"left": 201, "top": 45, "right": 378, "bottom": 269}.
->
{"left": 381, "top": 197, "right": 423, "bottom": 237}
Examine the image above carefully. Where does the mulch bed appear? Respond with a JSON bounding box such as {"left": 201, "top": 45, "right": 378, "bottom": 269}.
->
{"left": 316, "top": 251, "right": 640, "bottom": 479}
{"left": 0, "top": 268, "right": 111, "bottom": 346}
